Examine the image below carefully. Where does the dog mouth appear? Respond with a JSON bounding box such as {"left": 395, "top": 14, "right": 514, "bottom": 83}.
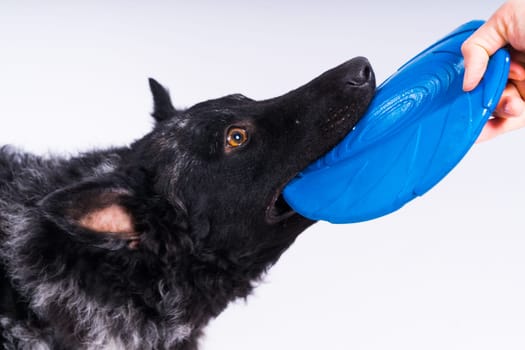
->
{"left": 265, "top": 183, "right": 296, "bottom": 224}
{"left": 264, "top": 107, "right": 367, "bottom": 225}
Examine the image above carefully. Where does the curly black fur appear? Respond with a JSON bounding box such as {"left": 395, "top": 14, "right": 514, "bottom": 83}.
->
{"left": 0, "top": 57, "right": 375, "bottom": 349}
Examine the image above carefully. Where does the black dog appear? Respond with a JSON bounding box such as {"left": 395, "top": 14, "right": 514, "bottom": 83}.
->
{"left": 0, "top": 57, "right": 375, "bottom": 349}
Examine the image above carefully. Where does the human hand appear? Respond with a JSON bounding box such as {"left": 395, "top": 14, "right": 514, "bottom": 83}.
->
{"left": 477, "top": 50, "right": 525, "bottom": 142}
{"left": 461, "top": 0, "right": 525, "bottom": 142}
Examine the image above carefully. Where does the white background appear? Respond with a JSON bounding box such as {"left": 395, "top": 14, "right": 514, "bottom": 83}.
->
{"left": 1, "top": 1, "right": 524, "bottom": 349}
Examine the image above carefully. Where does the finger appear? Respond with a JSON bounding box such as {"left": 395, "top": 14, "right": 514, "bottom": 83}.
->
{"left": 477, "top": 119, "right": 504, "bottom": 142}
{"left": 462, "top": 43, "right": 490, "bottom": 91}
{"left": 495, "top": 83, "right": 525, "bottom": 117}
{"left": 462, "top": 9, "right": 509, "bottom": 91}
{"left": 477, "top": 114, "right": 525, "bottom": 142}
{"left": 509, "top": 79, "right": 525, "bottom": 104}
{"left": 509, "top": 49, "right": 525, "bottom": 81}
{"left": 510, "top": 48, "right": 525, "bottom": 67}
{"left": 509, "top": 61, "right": 525, "bottom": 81}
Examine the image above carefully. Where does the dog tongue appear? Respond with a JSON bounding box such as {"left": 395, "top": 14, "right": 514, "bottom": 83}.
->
{"left": 283, "top": 20, "right": 509, "bottom": 224}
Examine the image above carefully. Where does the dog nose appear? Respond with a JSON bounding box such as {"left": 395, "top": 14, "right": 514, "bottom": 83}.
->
{"left": 345, "top": 57, "right": 373, "bottom": 87}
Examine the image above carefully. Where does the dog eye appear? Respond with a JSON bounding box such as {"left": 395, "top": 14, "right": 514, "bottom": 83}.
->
{"left": 226, "top": 127, "right": 249, "bottom": 148}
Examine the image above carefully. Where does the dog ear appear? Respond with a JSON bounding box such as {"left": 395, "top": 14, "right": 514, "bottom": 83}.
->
{"left": 39, "top": 177, "right": 140, "bottom": 250}
{"left": 148, "top": 78, "right": 178, "bottom": 122}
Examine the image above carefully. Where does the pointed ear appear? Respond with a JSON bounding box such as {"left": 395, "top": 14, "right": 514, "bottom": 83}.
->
{"left": 39, "top": 177, "right": 140, "bottom": 250}
{"left": 148, "top": 78, "right": 178, "bottom": 122}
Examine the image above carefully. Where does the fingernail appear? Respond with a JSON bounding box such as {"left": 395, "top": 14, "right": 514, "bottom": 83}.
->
{"left": 463, "top": 79, "right": 472, "bottom": 91}
{"left": 503, "top": 101, "right": 513, "bottom": 115}
{"left": 463, "top": 75, "right": 475, "bottom": 92}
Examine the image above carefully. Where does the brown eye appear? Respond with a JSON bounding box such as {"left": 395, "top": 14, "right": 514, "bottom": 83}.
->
{"left": 226, "top": 127, "right": 249, "bottom": 148}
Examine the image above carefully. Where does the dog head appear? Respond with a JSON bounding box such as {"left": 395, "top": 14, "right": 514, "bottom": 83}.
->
{"left": 37, "top": 57, "right": 375, "bottom": 324}
{"left": 41, "top": 57, "right": 374, "bottom": 262}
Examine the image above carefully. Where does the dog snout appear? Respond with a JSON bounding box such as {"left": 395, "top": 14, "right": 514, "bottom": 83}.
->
{"left": 344, "top": 57, "right": 374, "bottom": 87}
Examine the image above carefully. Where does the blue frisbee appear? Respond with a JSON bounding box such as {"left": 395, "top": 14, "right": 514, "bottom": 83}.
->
{"left": 283, "top": 20, "right": 510, "bottom": 223}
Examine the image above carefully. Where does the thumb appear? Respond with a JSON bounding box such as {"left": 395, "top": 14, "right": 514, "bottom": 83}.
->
{"left": 461, "top": 17, "right": 508, "bottom": 91}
